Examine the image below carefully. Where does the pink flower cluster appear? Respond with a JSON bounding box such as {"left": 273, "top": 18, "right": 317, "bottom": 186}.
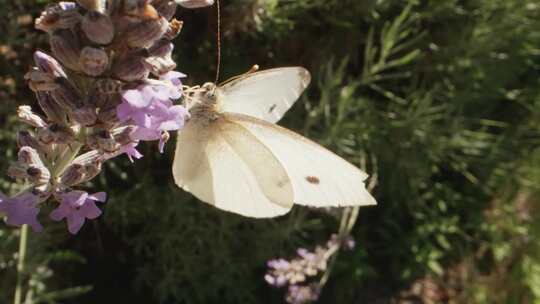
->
{"left": 265, "top": 234, "right": 355, "bottom": 304}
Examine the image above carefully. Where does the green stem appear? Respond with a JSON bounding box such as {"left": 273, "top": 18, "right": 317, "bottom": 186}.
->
{"left": 13, "top": 224, "right": 28, "bottom": 304}
{"left": 52, "top": 143, "right": 83, "bottom": 179}
{"left": 319, "top": 207, "right": 354, "bottom": 287}
{"left": 318, "top": 161, "right": 378, "bottom": 289}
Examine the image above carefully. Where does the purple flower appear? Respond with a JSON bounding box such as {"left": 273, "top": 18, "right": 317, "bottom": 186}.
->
{"left": 34, "top": 50, "right": 67, "bottom": 78}
{"left": 297, "top": 248, "right": 317, "bottom": 262}
{"left": 50, "top": 190, "right": 106, "bottom": 234}
{"left": 286, "top": 285, "right": 320, "bottom": 304}
{"left": 116, "top": 71, "right": 189, "bottom": 153}
{"left": 0, "top": 191, "right": 43, "bottom": 232}
{"left": 265, "top": 273, "right": 288, "bottom": 287}
{"left": 344, "top": 237, "right": 356, "bottom": 250}
{"left": 268, "top": 258, "right": 291, "bottom": 270}
{"left": 159, "top": 71, "right": 186, "bottom": 99}
{"left": 120, "top": 142, "right": 144, "bottom": 162}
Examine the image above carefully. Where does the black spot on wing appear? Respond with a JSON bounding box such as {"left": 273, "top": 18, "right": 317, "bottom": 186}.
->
{"left": 305, "top": 176, "right": 320, "bottom": 184}
{"left": 268, "top": 104, "right": 277, "bottom": 113}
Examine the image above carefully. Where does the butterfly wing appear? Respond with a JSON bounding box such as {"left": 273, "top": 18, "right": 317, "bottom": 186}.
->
{"left": 226, "top": 113, "right": 377, "bottom": 208}
{"left": 218, "top": 67, "right": 311, "bottom": 123}
{"left": 172, "top": 117, "right": 294, "bottom": 217}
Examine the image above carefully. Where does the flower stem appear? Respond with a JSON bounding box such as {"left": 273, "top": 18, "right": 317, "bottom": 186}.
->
{"left": 13, "top": 224, "right": 28, "bottom": 304}
{"left": 52, "top": 142, "right": 83, "bottom": 179}
{"left": 318, "top": 160, "right": 379, "bottom": 288}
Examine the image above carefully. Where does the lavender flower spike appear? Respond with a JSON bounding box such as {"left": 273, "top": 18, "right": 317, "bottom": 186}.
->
{"left": 3, "top": 0, "right": 189, "bottom": 233}
{"left": 50, "top": 190, "right": 107, "bottom": 234}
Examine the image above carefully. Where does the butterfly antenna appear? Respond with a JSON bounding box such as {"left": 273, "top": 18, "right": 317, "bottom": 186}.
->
{"left": 217, "top": 64, "right": 260, "bottom": 86}
{"left": 214, "top": 0, "right": 221, "bottom": 85}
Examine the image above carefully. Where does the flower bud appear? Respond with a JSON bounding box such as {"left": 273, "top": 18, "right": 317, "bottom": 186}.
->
{"left": 18, "top": 146, "right": 44, "bottom": 166}
{"left": 148, "top": 39, "right": 174, "bottom": 57}
{"left": 13, "top": 146, "right": 52, "bottom": 188}
{"left": 164, "top": 18, "right": 183, "bottom": 40}
{"left": 83, "top": 162, "right": 102, "bottom": 181}
{"left": 175, "top": 0, "right": 214, "bottom": 9}
{"left": 90, "top": 130, "right": 119, "bottom": 153}
{"left": 35, "top": 2, "right": 82, "bottom": 33}
{"left": 17, "top": 131, "right": 41, "bottom": 150}
{"left": 50, "top": 29, "right": 82, "bottom": 71}
{"left": 112, "top": 54, "right": 150, "bottom": 81}
{"left": 73, "top": 150, "right": 102, "bottom": 165}
{"left": 38, "top": 124, "right": 75, "bottom": 145}
{"left": 60, "top": 163, "right": 85, "bottom": 186}
{"left": 125, "top": 16, "right": 168, "bottom": 48}
{"left": 61, "top": 150, "right": 104, "bottom": 186}
{"left": 26, "top": 165, "right": 51, "bottom": 186}
{"left": 25, "top": 69, "right": 60, "bottom": 92}
{"left": 97, "top": 104, "right": 120, "bottom": 125}
{"left": 122, "top": 0, "right": 159, "bottom": 20}
{"left": 86, "top": 133, "right": 99, "bottom": 150}
{"left": 144, "top": 56, "right": 176, "bottom": 76}
{"left": 36, "top": 92, "right": 66, "bottom": 123}
{"left": 51, "top": 78, "right": 82, "bottom": 111}
{"left": 72, "top": 106, "right": 98, "bottom": 126}
{"left": 111, "top": 126, "right": 136, "bottom": 145}
{"left": 81, "top": 12, "right": 114, "bottom": 44}
{"left": 153, "top": 0, "right": 177, "bottom": 20}
{"left": 17, "top": 106, "right": 48, "bottom": 128}
{"left": 80, "top": 46, "right": 109, "bottom": 76}
{"left": 94, "top": 79, "right": 126, "bottom": 94}
{"left": 87, "top": 91, "right": 113, "bottom": 110}
{"left": 33, "top": 51, "right": 67, "bottom": 78}
{"left": 7, "top": 163, "right": 28, "bottom": 179}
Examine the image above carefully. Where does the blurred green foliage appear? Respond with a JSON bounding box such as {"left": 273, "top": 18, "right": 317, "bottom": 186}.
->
{"left": 1, "top": 0, "right": 540, "bottom": 303}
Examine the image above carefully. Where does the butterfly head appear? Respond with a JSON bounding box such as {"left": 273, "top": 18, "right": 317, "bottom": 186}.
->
{"left": 201, "top": 82, "right": 218, "bottom": 103}
{"left": 184, "top": 82, "right": 222, "bottom": 122}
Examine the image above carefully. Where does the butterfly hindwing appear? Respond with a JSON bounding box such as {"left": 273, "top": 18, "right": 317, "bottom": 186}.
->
{"left": 173, "top": 116, "right": 294, "bottom": 217}
{"left": 224, "top": 113, "right": 376, "bottom": 207}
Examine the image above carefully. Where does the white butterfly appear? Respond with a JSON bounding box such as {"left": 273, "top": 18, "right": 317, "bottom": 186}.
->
{"left": 173, "top": 67, "right": 376, "bottom": 218}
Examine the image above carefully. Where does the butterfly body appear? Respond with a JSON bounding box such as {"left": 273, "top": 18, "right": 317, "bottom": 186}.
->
{"left": 173, "top": 67, "right": 376, "bottom": 218}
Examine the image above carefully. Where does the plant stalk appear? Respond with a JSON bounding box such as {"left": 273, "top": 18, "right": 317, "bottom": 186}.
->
{"left": 13, "top": 224, "right": 28, "bottom": 304}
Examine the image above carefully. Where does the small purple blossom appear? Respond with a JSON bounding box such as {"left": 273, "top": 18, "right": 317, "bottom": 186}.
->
{"left": 0, "top": 192, "right": 43, "bottom": 232}
{"left": 117, "top": 71, "right": 189, "bottom": 153}
{"left": 50, "top": 190, "right": 107, "bottom": 234}
{"left": 265, "top": 234, "right": 357, "bottom": 304}
{"left": 119, "top": 142, "right": 144, "bottom": 162}
{"left": 286, "top": 284, "right": 320, "bottom": 304}
{"left": 265, "top": 259, "right": 290, "bottom": 287}
{"left": 328, "top": 233, "right": 356, "bottom": 251}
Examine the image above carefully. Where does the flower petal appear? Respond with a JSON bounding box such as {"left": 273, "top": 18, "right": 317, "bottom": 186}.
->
{"left": 80, "top": 201, "right": 102, "bottom": 219}
{"left": 67, "top": 212, "right": 85, "bottom": 234}
{"left": 88, "top": 192, "right": 107, "bottom": 202}
{"left": 122, "top": 89, "right": 150, "bottom": 108}
{"left": 50, "top": 204, "right": 70, "bottom": 221}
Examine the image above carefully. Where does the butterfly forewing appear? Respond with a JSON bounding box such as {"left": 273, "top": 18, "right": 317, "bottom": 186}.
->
{"left": 218, "top": 67, "right": 311, "bottom": 123}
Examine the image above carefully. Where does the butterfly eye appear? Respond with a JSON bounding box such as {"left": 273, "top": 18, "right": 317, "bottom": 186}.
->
{"left": 200, "top": 82, "right": 217, "bottom": 101}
